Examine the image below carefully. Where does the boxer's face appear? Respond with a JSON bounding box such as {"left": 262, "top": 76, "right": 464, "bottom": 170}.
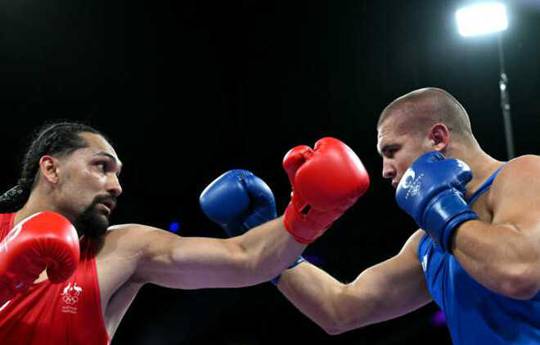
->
{"left": 377, "top": 118, "right": 433, "bottom": 189}
{"left": 53, "top": 132, "right": 123, "bottom": 238}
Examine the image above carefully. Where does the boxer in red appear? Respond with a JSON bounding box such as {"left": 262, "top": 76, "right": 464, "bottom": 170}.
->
{"left": 0, "top": 122, "right": 370, "bottom": 344}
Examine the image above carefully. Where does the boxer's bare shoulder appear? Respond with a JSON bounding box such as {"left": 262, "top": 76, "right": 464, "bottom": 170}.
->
{"left": 488, "top": 155, "right": 540, "bottom": 224}
{"left": 95, "top": 224, "right": 161, "bottom": 337}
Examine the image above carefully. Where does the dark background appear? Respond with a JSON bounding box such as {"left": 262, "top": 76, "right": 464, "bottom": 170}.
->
{"left": 1, "top": 0, "right": 539, "bottom": 344}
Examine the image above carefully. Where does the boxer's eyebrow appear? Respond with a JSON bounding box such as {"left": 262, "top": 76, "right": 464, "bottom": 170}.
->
{"left": 95, "top": 152, "right": 123, "bottom": 174}
{"left": 378, "top": 144, "right": 400, "bottom": 158}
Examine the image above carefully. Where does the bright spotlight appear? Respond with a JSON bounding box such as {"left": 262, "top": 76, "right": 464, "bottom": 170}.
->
{"left": 456, "top": 2, "right": 508, "bottom": 37}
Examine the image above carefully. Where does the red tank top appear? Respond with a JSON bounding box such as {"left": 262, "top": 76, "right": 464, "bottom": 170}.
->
{"left": 0, "top": 213, "right": 109, "bottom": 345}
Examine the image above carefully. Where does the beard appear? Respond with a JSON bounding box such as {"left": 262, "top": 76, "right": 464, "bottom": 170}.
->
{"left": 73, "top": 195, "right": 116, "bottom": 239}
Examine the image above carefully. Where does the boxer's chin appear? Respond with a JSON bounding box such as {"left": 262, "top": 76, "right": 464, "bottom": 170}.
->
{"left": 73, "top": 200, "right": 110, "bottom": 239}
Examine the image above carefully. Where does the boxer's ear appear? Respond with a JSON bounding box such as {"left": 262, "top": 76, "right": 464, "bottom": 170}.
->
{"left": 39, "top": 155, "right": 61, "bottom": 185}
{"left": 428, "top": 123, "right": 450, "bottom": 151}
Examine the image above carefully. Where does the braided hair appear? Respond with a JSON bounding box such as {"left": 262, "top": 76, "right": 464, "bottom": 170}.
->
{"left": 0, "top": 122, "right": 103, "bottom": 212}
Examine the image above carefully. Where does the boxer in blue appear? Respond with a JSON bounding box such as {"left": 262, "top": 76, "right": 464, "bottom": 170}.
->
{"left": 203, "top": 88, "right": 540, "bottom": 344}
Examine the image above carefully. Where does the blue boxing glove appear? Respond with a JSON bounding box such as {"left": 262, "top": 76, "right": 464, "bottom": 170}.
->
{"left": 200, "top": 169, "right": 304, "bottom": 285}
{"left": 395, "top": 151, "right": 477, "bottom": 252}
{"left": 199, "top": 169, "right": 277, "bottom": 236}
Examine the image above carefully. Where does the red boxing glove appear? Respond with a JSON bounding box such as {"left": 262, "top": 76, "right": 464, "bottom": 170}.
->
{"left": 283, "top": 137, "right": 370, "bottom": 244}
{"left": 0, "top": 211, "right": 80, "bottom": 305}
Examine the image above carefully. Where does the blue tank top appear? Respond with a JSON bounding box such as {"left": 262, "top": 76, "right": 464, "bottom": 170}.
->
{"left": 418, "top": 165, "right": 540, "bottom": 344}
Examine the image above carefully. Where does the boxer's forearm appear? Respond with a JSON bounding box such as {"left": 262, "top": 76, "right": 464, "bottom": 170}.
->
{"left": 230, "top": 217, "right": 306, "bottom": 284}
{"left": 277, "top": 262, "right": 351, "bottom": 334}
{"left": 276, "top": 231, "right": 431, "bottom": 334}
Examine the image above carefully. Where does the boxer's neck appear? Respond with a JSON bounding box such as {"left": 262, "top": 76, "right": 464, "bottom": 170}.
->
{"left": 447, "top": 143, "right": 504, "bottom": 198}
{"left": 14, "top": 189, "right": 70, "bottom": 226}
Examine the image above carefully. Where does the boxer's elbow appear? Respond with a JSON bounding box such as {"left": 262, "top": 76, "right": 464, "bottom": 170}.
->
{"left": 319, "top": 311, "right": 364, "bottom": 335}
{"left": 316, "top": 313, "right": 351, "bottom": 335}
{"left": 495, "top": 264, "right": 540, "bottom": 300}
{"left": 498, "top": 279, "right": 538, "bottom": 300}
{"left": 319, "top": 286, "right": 368, "bottom": 335}
{"left": 321, "top": 319, "right": 357, "bottom": 335}
{"left": 321, "top": 324, "right": 347, "bottom": 335}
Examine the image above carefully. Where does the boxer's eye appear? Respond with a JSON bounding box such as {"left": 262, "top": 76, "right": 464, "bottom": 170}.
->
{"left": 95, "top": 161, "right": 108, "bottom": 173}
{"left": 382, "top": 146, "right": 399, "bottom": 159}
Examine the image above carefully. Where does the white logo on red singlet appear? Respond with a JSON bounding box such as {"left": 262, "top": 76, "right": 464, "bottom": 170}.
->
{"left": 61, "top": 282, "right": 83, "bottom": 314}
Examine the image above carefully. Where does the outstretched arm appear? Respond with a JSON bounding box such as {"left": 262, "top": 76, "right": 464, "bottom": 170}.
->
{"left": 277, "top": 230, "right": 431, "bottom": 334}
{"left": 113, "top": 218, "right": 304, "bottom": 289}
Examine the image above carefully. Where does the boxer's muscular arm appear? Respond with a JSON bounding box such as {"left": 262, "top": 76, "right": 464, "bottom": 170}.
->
{"left": 452, "top": 155, "right": 540, "bottom": 299}
{"left": 110, "top": 217, "right": 305, "bottom": 289}
{"left": 277, "top": 230, "right": 431, "bottom": 335}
